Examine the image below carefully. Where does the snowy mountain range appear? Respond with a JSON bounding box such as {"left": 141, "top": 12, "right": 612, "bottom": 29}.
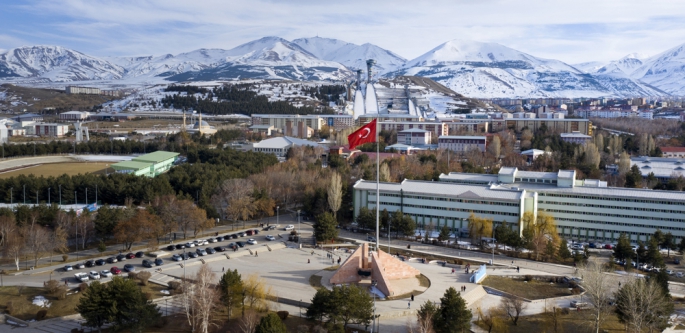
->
{"left": 1, "top": 37, "right": 684, "bottom": 98}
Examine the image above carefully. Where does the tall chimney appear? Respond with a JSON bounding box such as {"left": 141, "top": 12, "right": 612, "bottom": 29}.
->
{"left": 366, "top": 59, "right": 376, "bottom": 83}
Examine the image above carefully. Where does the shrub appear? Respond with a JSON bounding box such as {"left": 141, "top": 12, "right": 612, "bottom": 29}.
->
{"left": 312, "top": 325, "right": 327, "bottom": 333}
{"left": 62, "top": 254, "right": 69, "bottom": 262}
{"left": 56, "top": 285, "right": 68, "bottom": 300}
{"left": 137, "top": 271, "right": 152, "bottom": 286}
{"left": 523, "top": 275, "right": 533, "bottom": 282}
{"left": 143, "top": 292, "right": 152, "bottom": 300}
{"left": 6, "top": 301, "right": 14, "bottom": 315}
{"left": 168, "top": 281, "right": 181, "bottom": 290}
{"left": 127, "top": 272, "right": 138, "bottom": 280}
{"left": 46, "top": 280, "right": 61, "bottom": 294}
{"left": 561, "top": 307, "right": 570, "bottom": 315}
{"left": 277, "top": 311, "right": 289, "bottom": 320}
{"left": 36, "top": 309, "right": 48, "bottom": 320}
{"left": 79, "top": 283, "right": 88, "bottom": 292}
{"left": 297, "top": 325, "right": 310, "bottom": 333}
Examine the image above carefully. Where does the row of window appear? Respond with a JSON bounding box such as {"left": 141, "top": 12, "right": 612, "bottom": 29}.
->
{"left": 377, "top": 193, "right": 518, "bottom": 206}
{"left": 550, "top": 215, "right": 685, "bottom": 231}
{"left": 381, "top": 202, "right": 519, "bottom": 217}
{"left": 515, "top": 178, "right": 557, "bottom": 184}
{"left": 539, "top": 192, "right": 685, "bottom": 206}
{"left": 547, "top": 208, "right": 685, "bottom": 223}
{"left": 540, "top": 200, "right": 685, "bottom": 214}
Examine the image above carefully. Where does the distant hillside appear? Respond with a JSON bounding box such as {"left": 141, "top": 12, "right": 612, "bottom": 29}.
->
{"left": 0, "top": 84, "right": 118, "bottom": 113}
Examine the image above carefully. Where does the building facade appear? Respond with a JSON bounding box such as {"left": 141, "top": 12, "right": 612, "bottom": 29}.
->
{"left": 353, "top": 167, "right": 685, "bottom": 244}
{"left": 59, "top": 111, "right": 90, "bottom": 121}
{"left": 494, "top": 119, "right": 592, "bottom": 136}
{"left": 560, "top": 132, "right": 592, "bottom": 144}
{"left": 397, "top": 129, "right": 431, "bottom": 145}
{"left": 378, "top": 121, "right": 448, "bottom": 137}
{"left": 66, "top": 86, "right": 101, "bottom": 95}
{"left": 35, "top": 124, "right": 69, "bottom": 137}
{"left": 111, "top": 151, "right": 179, "bottom": 177}
{"left": 438, "top": 136, "right": 487, "bottom": 153}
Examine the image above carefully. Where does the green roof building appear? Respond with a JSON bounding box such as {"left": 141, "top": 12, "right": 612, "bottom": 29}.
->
{"left": 111, "top": 151, "right": 180, "bottom": 177}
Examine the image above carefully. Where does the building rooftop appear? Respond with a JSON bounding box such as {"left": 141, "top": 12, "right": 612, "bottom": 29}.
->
{"left": 560, "top": 132, "right": 592, "bottom": 138}
{"left": 132, "top": 151, "right": 180, "bottom": 164}
{"left": 354, "top": 179, "right": 523, "bottom": 201}
{"left": 252, "top": 136, "right": 320, "bottom": 149}
{"left": 660, "top": 147, "right": 685, "bottom": 153}
{"left": 399, "top": 128, "right": 429, "bottom": 133}
{"left": 631, "top": 157, "right": 685, "bottom": 178}
{"left": 111, "top": 160, "right": 152, "bottom": 171}
{"left": 438, "top": 135, "right": 487, "bottom": 140}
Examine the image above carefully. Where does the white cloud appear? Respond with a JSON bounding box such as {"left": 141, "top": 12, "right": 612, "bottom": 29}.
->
{"left": 3, "top": 0, "right": 685, "bottom": 63}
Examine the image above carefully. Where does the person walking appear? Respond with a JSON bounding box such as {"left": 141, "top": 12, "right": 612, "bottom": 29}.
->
{"left": 411, "top": 294, "right": 414, "bottom": 301}
{"left": 451, "top": 268, "right": 455, "bottom": 274}
{"left": 408, "top": 302, "right": 411, "bottom": 309}
{"left": 222, "top": 267, "right": 225, "bottom": 273}
{"left": 308, "top": 259, "right": 310, "bottom": 264}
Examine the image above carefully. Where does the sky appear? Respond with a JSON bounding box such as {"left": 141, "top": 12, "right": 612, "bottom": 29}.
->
{"left": 1, "top": 0, "right": 685, "bottom": 64}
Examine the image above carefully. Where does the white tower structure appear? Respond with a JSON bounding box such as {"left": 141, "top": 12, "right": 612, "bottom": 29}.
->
{"left": 74, "top": 122, "right": 90, "bottom": 142}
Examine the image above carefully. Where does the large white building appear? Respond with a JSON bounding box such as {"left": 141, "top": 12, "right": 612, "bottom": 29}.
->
{"left": 631, "top": 156, "right": 685, "bottom": 181}
{"left": 353, "top": 167, "right": 685, "bottom": 244}
{"left": 246, "top": 136, "right": 323, "bottom": 158}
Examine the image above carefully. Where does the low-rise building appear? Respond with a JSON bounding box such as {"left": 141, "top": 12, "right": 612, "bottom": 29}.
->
{"left": 660, "top": 147, "right": 685, "bottom": 159}
{"left": 397, "top": 128, "right": 432, "bottom": 146}
{"left": 60, "top": 111, "right": 90, "bottom": 121}
{"left": 378, "top": 121, "right": 448, "bottom": 137}
{"left": 249, "top": 125, "right": 276, "bottom": 136}
{"left": 521, "top": 149, "right": 547, "bottom": 162}
{"left": 560, "top": 132, "right": 592, "bottom": 144}
{"left": 631, "top": 156, "right": 685, "bottom": 181}
{"left": 35, "top": 123, "right": 70, "bottom": 137}
{"left": 66, "top": 86, "right": 101, "bottom": 95}
{"left": 247, "top": 136, "right": 322, "bottom": 158}
{"left": 438, "top": 136, "right": 487, "bottom": 153}
{"left": 111, "top": 151, "right": 180, "bottom": 177}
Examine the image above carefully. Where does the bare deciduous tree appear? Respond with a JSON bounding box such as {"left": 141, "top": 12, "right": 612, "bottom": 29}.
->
{"left": 500, "top": 296, "right": 527, "bottom": 326}
{"left": 615, "top": 276, "right": 672, "bottom": 333}
{"left": 193, "top": 264, "right": 220, "bottom": 333}
{"left": 240, "top": 309, "right": 260, "bottom": 333}
{"left": 579, "top": 261, "right": 611, "bottom": 333}
{"left": 3, "top": 230, "right": 24, "bottom": 271}
{"left": 477, "top": 306, "right": 509, "bottom": 333}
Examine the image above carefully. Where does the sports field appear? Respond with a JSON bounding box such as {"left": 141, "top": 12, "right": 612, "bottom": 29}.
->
{"left": 0, "top": 162, "right": 113, "bottom": 179}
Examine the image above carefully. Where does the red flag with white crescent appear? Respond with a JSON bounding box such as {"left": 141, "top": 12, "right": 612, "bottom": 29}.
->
{"left": 348, "top": 119, "right": 377, "bottom": 150}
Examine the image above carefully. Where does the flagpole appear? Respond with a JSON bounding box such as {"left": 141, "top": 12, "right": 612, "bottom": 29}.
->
{"left": 375, "top": 117, "right": 380, "bottom": 251}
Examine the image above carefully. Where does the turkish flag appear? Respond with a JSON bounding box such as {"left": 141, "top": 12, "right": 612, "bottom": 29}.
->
{"left": 348, "top": 119, "right": 377, "bottom": 150}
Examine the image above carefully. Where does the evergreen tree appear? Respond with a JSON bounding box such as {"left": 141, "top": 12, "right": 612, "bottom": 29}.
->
{"left": 433, "top": 287, "right": 472, "bottom": 333}
{"left": 219, "top": 269, "right": 243, "bottom": 318}
{"left": 108, "top": 277, "right": 161, "bottom": 332}
{"left": 438, "top": 225, "right": 451, "bottom": 242}
{"left": 314, "top": 212, "right": 338, "bottom": 243}
{"left": 76, "top": 281, "right": 112, "bottom": 333}
{"left": 558, "top": 239, "right": 572, "bottom": 260}
{"left": 646, "top": 237, "right": 664, "bottom": 268}
{"left": 255, "top": 313, "right": 287, "bottom": 333}
{"left": 613, "top": 233, "right": 634, "bottom": 261}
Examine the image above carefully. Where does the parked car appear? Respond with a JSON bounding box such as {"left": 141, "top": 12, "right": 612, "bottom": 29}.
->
{"left": 265, "top": 225, "right": 276, "bottom": 230}
{"left": 85, "top": 260, "right": 94, "bottom": 267}
{"left": 175, "top": 244, "right": 186, "bottom": 250}
{"left": 246, "top": 230, "right": 254, "bottom": 236}
{"left": 154, "top": 258, "right": 164, "bottom": 266}
{"left": 116, "top": 254, "right": 127, "bottom": 261}
{"left": 604, "top": 244, "right": 613, "bottom": 249}
{"left": 123, "top": 264, "right": 135, "bottom": 272}
{"left": 167, "top": 245, "right": 176, "bottom": 251}
{"left": 237, "top": 232, "right": 246, "bottom": 237}
{"left": 100, "top": 270, "right": 113, "bottom": 278}
{"left": 265, "top": 235, "right": 276, "bottom": 241}
{"left": 236, "top": 241, "right": 245, "bottom": 248}
{"left": 95, "top": 259, "right": 106, "bottom": 266}
{"left": 142, "top": 259, "right": 153, "bottom": 268}
{"left": 570, "top": 301, "right": 589, "bottom": 308}
{"left": 107, "top": 257, "right": 118, "bottom": 264}
{"left": 367, "top": 236, "right": 377, "bottom": 242}
{"left": 667, "top": 269, "right": 675, "bottom": 275}
{"left": 188, "top": 251, "right": 198, "bottom": 258}
{"left": 64, "top": 265, "right": 73, "bottom": 272}
{"left": 185, "top": 242, "right": 195, "bottom": 248}
{"left": 74, "top": 273, "right": 89, "bottom": 282}
{"left": 181, "top": 252, "right": 190, "bottom": 260}
{"left": 207, "top": 238, "right": 217, "bottom": 243}
{"left": 172, "top": 254, "right": 183, "bottom": 262}
{"left": 214, "top": 246, "right": 226, "bottom": 252}
{"left": 216, "top": 236, "right": 225, "bottom": 242}
{"left": 252, "top": 229, "right": 259, "bottom": 235}
{"left": 675, "top": 258, "right": 681, "bottom": 265}
{"left": 110, "top": 267, "right": 122, "bottom": 275}
{"left": 89, "top": 271, "right": 101, "bottom": 280}
{"left": 196, "top": 248, "right": 207, "bottom": 256}
{"left": 135, "top": 251, "right": 145, "bottom": 258}
{"left": 75, "top": 263, "right": 85, "bottom": 269}
{"left": 230, "top": 234, "right": 238, "bottom": 239}
{"left": 676, "top": 271, "right": 684, "bottom": 278}
{"left": 588, "top": 243, "right": 596, "bottom": 248}
{"left": 284, "top": 225, "right": 294, "bottom": 231}
{"left": 227, "top": 243, "right": 237, "bottom": 250}
{"left": 126, "top": 252, "right": 136, "bottom": 259}
{"left": 247, "top": 238, "right": 257, "bottom": 245}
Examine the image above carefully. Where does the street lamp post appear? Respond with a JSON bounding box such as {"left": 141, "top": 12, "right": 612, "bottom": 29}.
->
{"left": 59, "top": 185, "right": 61, "bottom": 207}
{"left": 297, "top": 209, "right": 301, "bottom": 245}
{"left": 242, "top": 290, "right": 246, "bottom": 318}
{"left": 276, "top": 206, "right": 279, "bottom": 227}
{"left": 371, "top": 280, "right": 378, "bottom": 333}
{"left": 9, "top": 187, "right": 12, "bottom": 206}
{"left": 48, "top": 187, "right": 50, "bottom": 205}
{"left": 23, "top": 185, "right": 25, "bottom": 204}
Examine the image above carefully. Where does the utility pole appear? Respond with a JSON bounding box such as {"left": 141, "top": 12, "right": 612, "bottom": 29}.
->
{"left": 23, "top": 185, "right": 25, "bottom": 204}
{"left": 297, "top": 209, "right": 300, "bottom": 246}
{"left": 59, "top": 185, "right": 61, "bottom": 207}
{"left": 48, "top": 187, "right": 50, "bottom": 205}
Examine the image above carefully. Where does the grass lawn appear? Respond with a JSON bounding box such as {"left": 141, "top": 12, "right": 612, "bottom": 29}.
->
{"left": 0, "top": 162, "right": 112, "bottom": 178}
{"left": 0, "top": 285, "right": 81, "bottom": 321}
{"left": 476, "top": 307, "right": 625, "bottom": 333}
{"left": 481, "top": 276, "right": 573, "bottom": 300}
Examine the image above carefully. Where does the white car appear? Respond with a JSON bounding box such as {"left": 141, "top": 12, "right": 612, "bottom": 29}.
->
{"left": 185, "top": 242, "right": 195, "bottom": 248}
{"left": 667, "top": 269, "right": 675, "bottom": 275}
{"left": 265, "top": 235, "right": 276, "bottom": 241}
{"left": 88, "top": 271, "right": 101, "bottom": 280}
{"left": 196, "top": 248, "right": 207, "bottom": 256}
{"left": 207, "top": 238, "right": 217, "bottom": 243}
{"left": 172, "top": 254, "right": 183, "bottom": 261}
{"left": 64, "top": 265, "right": 73, "bottom": 272}
{"left": 75, "top": 273, "right": 89, "bottom": 282}
{"left": 194, "top": 240, "right": 208, "bottom": 246}
{"left": 676, "top": 272, "right": 684, "bottom": 278}
{"left": 100, "top": 270, "right": 113, "bottom": 278}
{"left": 247, "top": 238, "right": 258, "bottom": 245}
{"left": 284, "top": 225, "right": 294, "bottom": 231}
